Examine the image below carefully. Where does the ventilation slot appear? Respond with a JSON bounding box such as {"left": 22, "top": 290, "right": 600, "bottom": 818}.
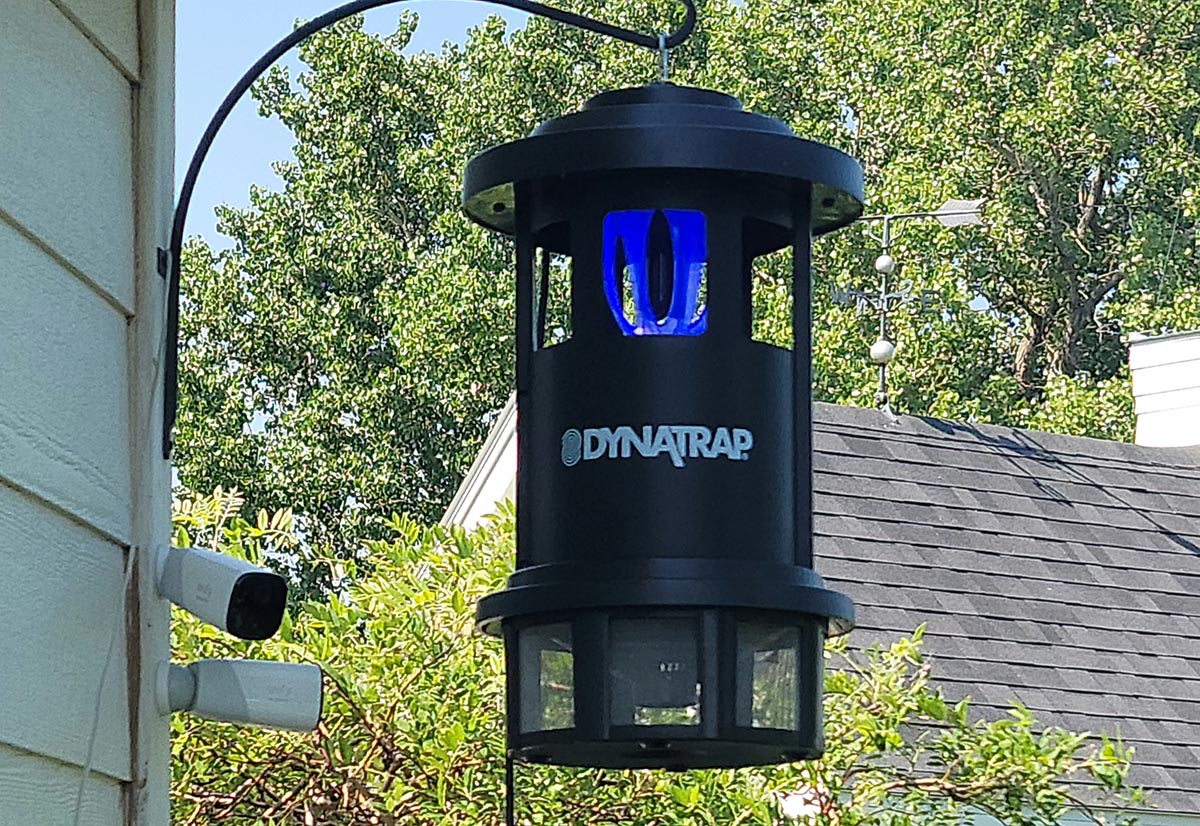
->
{"left": 535, "top": 241, "right": 572, "bottom": 349}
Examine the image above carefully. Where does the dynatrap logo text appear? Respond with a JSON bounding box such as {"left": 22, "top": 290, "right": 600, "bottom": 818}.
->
{"left": 561, "top": 425, "right": 754, "bottom": 468}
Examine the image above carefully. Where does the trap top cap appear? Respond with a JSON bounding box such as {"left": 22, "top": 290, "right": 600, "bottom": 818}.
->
{"left": 463, "top": 83, "right": 863, "bottom": 236}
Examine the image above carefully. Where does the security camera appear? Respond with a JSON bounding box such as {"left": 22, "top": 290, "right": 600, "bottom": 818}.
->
{"left": 156, "top": 545, "right": 288, "bottom": 640}
{"left": 158, "top": 660, "right": 323, "bottom": 732}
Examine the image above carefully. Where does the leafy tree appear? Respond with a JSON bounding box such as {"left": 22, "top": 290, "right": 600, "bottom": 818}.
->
{"left": 171, "top": 489, "right": 1141, "bottom": 824}
{"left": 171, "top": 6, "right": 1189, "bottom": 812}
{"left": 176, "top": 0, "right": 1199, "bottom": 584}
{"left": 730, "top": 0, "right": 1200, "bottom": 435}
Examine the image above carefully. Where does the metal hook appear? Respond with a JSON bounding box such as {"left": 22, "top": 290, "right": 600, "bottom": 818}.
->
{"left": 159, "top": 0, "right": 700, "bottom": 458}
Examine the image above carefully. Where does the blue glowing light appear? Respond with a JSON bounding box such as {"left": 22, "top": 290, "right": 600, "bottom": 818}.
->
{"left": 603, "top": 209, "right": 707, "bottom": 336}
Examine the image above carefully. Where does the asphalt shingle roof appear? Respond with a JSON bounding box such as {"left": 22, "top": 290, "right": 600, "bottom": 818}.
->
{"left": 813, "top": 403, "right": 1200, "bottom": 814}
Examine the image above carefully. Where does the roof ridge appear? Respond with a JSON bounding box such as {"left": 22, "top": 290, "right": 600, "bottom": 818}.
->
{"left": 827, "top": 556, "right": 1200, "bottom": 614}
{"left": 814, "top": 402, "right": 1200, "bottom": 471}
{"left": 819, "top": 424, "right": 1200, "bottom": 479}
{"left": 816, "top": 448, "right": 1200, "bottom": 508}
{"left": 879, "top": 639, "right": 1200, "bottom": 681}
{"left": 851, "top": 599, "right": 1200, "bottom": 651}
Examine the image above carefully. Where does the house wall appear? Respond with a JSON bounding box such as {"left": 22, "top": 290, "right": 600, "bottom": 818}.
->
{"left": 0, "top": 0, "right": 173, "bottom": 822}
{"left": 1129, "top": 330, "right": 1200, "bottom": 447}
{"left": 440, "top": 394, "right": 517, "bottom": 530}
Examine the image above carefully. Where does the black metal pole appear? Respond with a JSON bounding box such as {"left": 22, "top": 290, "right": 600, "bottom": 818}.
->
{"left": 505, "top": 754, "right": 516, "bottom": 826}
{"left": 514, "top": 186, "right": 534, "bottom": 568}
{"left": 161, "top": 0, "right": 697, "bottom": 458}
{"left": 792, "top": 182, "right": 814, "bottom": 569}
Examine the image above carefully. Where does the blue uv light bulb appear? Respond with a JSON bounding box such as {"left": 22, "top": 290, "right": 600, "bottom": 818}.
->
{"left": 602, "top": 209, "right": 708, "bottom": 336}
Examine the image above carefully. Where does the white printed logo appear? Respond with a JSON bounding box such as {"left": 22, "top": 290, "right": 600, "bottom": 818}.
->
{"left": 561, "top": 428, "right": 583, "bottom": 467}
{"left": 561, "top": 425, "right": 754, "bottom": 468}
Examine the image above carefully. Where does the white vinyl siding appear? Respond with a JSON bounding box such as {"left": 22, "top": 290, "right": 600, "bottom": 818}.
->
{"left": 47, "top": 0, "right": 140, "bottom": 80}
{"left": 0, "top": 744, "right": 122, "bottom": 826}
{"left": 0, "top": 0, "right": 174, "bottom": 822}
{"left": 1129, "top": 331, "right": 1200, "bottom": 448}
{"left": 0, "top": 220, "right": 132, "bottom": 542}
{"left": 441, "top": 394, "right": 517, "bottom": 530}
{"left": 0, "top": 0, "right": 136, "bottom": 314}
{"left": 0, "top": 484, "right": 130, "bottom": 781}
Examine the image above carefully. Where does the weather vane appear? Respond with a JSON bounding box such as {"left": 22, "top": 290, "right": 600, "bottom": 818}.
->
{"left": 835, "top": 198, "right": 985, "bottom": 416}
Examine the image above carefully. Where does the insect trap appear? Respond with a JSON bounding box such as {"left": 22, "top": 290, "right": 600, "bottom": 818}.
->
{"left": 464, "top": 83, "right": 862, "bottom": 771}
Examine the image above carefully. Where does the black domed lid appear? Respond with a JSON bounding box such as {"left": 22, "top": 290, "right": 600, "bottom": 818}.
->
{"left": 463, "top": 84, "right": 863, "bottom": 235}
{"left": 530, "top": 83, "right": 796, "bottom": 140}
{"left": 583, "top": 83, "right": 740, "bottom": 110}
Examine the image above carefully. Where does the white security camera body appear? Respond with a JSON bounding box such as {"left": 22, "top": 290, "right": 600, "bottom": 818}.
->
{"left": 156, "top": 545, "right": 287, "bottom": 640}
{"left": 159, "top": 660, "right": 323, "bottom": 732}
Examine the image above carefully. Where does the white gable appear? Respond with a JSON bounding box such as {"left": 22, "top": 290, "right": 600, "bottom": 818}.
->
{"left": 441, "top": 394, "right": 518, "bottom": 530}
{"left": 1129, "top": 330, "right": 1200, "bottom": 447}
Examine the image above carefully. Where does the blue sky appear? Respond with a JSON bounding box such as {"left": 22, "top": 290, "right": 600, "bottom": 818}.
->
{"left": 177, "top": 2, "right": 526, "bottom": 245}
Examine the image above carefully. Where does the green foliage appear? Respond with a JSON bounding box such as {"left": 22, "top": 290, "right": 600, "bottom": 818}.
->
{"left": 734, "top": 0, "right": 1200, "bottom": 414}
{"left": 172, "top": 491, "right": 1142, "bottom": 824}
{"left": 1025, "top": 368, "right": 1136, "bottom": 441}
{"left": 175, "top": 0, "right": 1200, "bottom": 592}
{"left": 170, "top": 3, "right": 1187, "bottom": 817}
{"left": 171, "top": 489, "right": 512, "bottom": 823}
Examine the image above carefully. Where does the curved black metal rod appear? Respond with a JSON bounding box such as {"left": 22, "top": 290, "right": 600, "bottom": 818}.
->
{"left": 162, "top": 0, "right": 698, "bottom": 458}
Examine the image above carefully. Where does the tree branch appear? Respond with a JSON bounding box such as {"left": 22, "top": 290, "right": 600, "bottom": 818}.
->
{"left": 1075, "top": 164, "right": 1109, "bottom": 242}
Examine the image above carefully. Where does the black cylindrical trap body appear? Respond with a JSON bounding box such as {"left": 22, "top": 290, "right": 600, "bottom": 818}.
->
{"left": 463, "top": 84, "right": 861, "bottom": 770}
